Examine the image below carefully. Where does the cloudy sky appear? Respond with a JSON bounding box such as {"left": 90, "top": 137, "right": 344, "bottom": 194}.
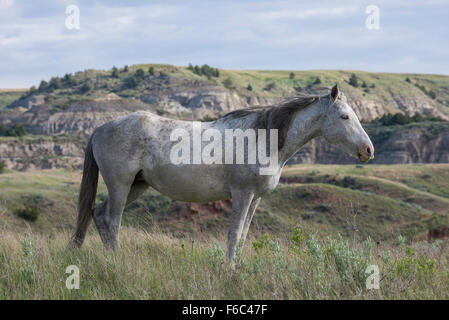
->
{"left": 0, "top": 0, "right": 448, "bottom": 88}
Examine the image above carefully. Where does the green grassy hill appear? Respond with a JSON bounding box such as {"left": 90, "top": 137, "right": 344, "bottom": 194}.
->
{"left": 0, "top": 89, "right": 27, "bottom": 111}
{"left": 1, "top": 164, "right": 448, "bottom": 243}
{"left": 5, "top": 64, "right": 449, "bottom": 119}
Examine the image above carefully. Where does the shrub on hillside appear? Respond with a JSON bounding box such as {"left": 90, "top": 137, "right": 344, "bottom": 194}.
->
{"left": 264, "top": 82, "right": 276, "bottom": 91}
{"left": 49, "top": 77, "right": 63, "bottom": 90}
{"left": 0, "top": 160, "right": 5, "bottom": 174}
{"left": 15, "top": 206, "right": 40, "bottom": 222}
{"left": 124, "top": 69, "right": 146, "bottom": 88}
{"left": 38, "top": 80, "right": 48, "bottom": 91}
{"left": 0, "top": 123, "right": 27, "bottom": 137}
{"left": 369, "top": 113, "right": 443, "bottom": 126}
{"left": 79, "top": 82, "right": 92, "bottom": 94}
{"left": 63, "top": 73, "right": 76, "bottom": 85}
{"left": 348, "top": 73, "right": 360, "bottom": 87}
{"left": 111, "top": 66, "right": 119, "bottom": 78}
{"left": 188, "top": 63, "right": 220, "bottom": 79}
{"left": 222, "top": 78, "right": 234, "bottom": 90}
{"left": 135, "top": 68, "right": 145, "bottom": 79}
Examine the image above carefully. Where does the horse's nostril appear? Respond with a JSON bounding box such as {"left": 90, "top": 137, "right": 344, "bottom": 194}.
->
{"left": 367, "top": 147, "right": 371, "bottom": 155}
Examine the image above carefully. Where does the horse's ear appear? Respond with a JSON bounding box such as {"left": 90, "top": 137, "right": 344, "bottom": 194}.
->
{"left": 330, "top": 84, "right": 339, "bottom": 102}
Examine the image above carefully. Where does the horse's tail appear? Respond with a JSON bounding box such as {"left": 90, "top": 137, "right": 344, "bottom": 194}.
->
{"left": 69, "top": 135, "right": 99, "bottom": 248}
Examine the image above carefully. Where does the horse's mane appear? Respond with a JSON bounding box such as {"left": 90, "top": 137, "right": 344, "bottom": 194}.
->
{"left": 220, "top": 92, "right": 329, "bottom": 149}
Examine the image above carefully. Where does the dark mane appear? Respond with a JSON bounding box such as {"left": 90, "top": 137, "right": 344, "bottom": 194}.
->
{"left": 221, "top": 93, "right": 327, "bottom": 149}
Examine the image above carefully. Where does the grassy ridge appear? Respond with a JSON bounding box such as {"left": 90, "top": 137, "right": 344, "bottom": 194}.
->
{"left": 5, "top": 65, "right": 449, "bottom": 118}
{"left": 0, "top": 164, "right": 448, "bottom": 242}
{"left": 0, "top": 89, "right": 27, "bottom": 111}
{"left": 0, "top": 228, "right": 447, "bottom": 299}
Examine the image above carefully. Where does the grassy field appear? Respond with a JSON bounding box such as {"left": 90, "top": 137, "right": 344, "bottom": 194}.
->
{"left": 0, "top": 228, "right": 447, "bottom": 299}
{"left": 0, "top": 164, "right": 448, "bottom": 299}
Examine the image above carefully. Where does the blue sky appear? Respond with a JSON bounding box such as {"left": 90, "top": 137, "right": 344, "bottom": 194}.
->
{"left": 0, "top": 0, "right": 448, "bottom": 88}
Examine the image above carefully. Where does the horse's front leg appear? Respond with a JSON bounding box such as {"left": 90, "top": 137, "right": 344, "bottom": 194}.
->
{"left": 227, "top": 190, "right": 254, "bottom": 263}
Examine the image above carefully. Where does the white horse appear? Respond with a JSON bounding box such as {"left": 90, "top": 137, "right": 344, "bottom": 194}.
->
{"left": 70, "top": 84, "right": 374, "bottom": 262}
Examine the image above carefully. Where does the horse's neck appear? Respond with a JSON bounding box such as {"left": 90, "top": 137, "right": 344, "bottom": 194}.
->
{"left": 279, "top": 103, "right": 325, "bottom": 165}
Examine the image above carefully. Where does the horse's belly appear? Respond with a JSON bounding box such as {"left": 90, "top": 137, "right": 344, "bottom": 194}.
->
{"left": 143, "top": 164, "right": 231, "bottom": 202}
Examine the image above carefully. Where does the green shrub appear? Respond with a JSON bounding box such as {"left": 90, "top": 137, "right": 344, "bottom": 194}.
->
{"left": 369, "top": 113, "right": 443, "bottom": 126}
{"left": 15, "top": 206, "right": 40, "bottom": 222}
{"left": 79, "top": 82, "right": 92, "bottom": 94}
{"left": 135, "top": 68, "right": 145, "bottom": 79}
{"left": 111, "top": 66, "right": 119, "bottom": 78}
{"left": 19, "top": 238, "right": 37, "bottom": 284}
{"left": 264, "top": 82, "right": 276, "bottom": 91}
{"left": 49, "top": 77, "right": 63, "bottom": 90}
{"left": 252, "top": 233, "right": 276, "bottom": 253}
{"left": 325, "top": 234, "right": 368, "bottom": 283}
{"left": 289, "top": 227, "right": 306, "bottom": 247}
{"left": 63, "top": 73, "right": 75, "bottom": 84}
{"left": 0, "top": 123, "right": 27, "bottom": 137}
{"left": 223, "top": 78, "right": 234, "bottom": 90}
{"left": 188, "top": 64, "right": 220, "bottom": 79}
{"left": 38, "top": 80, "right": 48, "bottom": 91}
{"left": 0, "top": 160, "right": 5, "bottom": 173}
{"left": 200, "top": 115, "right": 217, "bottom": 122}
{"left": 348, "top": 74, "right": 360, "bottom": 87}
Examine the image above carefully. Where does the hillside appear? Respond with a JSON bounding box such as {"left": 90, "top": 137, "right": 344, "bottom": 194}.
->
{"left": 1, "top": 64, "right": 449, "bottom": 170}
{"left": 3, "top": 64, "right": 449, "bottom": 129}
{"left": 2, "top": 120, "right": 449, "bottom": 171}
{"left": 1, "top": 164, "right": 448, "bottom": 243}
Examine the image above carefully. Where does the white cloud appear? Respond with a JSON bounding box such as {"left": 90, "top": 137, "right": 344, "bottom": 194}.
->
{"left": 0, "top": 0, "right": 14, "bottom": 10}
{"left": 0, "top": 0, "right": 448, "bottom": 87}
{"left": 250, "top": 6, "right": 357, "bottom": 22}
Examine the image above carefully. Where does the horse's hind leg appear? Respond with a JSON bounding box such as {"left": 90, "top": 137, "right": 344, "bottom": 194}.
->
{"left": 94, "top": 179, "right": 149, "bottom": 249}
{"left": 94, "top": 182, "right": 131, "bottom": 249}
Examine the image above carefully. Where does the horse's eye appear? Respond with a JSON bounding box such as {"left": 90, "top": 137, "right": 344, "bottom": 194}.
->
{"left": 340, "top": 114, "right": 349, "bottom": 120}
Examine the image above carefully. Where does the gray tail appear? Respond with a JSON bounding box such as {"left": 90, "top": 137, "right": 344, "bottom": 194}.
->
{"left": 69, "top": 136, "right": 99, "bottom": 248}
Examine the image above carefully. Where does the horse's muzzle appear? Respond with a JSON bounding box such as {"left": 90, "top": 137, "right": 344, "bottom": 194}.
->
{"left": 358, "top": 143, "right": 374, "bottom": 163}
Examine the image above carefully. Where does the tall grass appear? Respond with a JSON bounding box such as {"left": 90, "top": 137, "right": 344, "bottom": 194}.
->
{"left": 0, "top": 227, "right": 447, "bottom": 300}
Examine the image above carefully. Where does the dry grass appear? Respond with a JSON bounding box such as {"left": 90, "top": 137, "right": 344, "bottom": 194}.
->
{"left": 0, "top": 227, "right": 447, "bottom": 300}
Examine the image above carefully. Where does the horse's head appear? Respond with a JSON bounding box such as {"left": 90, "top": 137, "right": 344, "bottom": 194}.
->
{"left": 321, "top": 84, "right": 374, "bottom": 163}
